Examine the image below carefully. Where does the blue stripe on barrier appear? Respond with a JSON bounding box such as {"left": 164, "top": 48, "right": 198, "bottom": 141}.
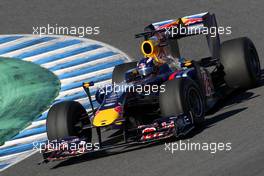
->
{"left": 61, "top": 73, "right": 112, "bottom": 91}
{"left": 59, "top": 60, "right": 123, "bottom": 79}
{"left": 36, "top": 113, "right": 48, "bottom": 121}
{"left": 0, "top": 163, "right": 10, "bottom": 170}
{"left": 15, "top": 39, "right": 82, "bottom": 59}
{"left": 59, "top": 89, "right": 97, "bottom": 102}
{"left": 49, "top": 51, "right": 117, "bottom": 71}
{"left": 12, "top": 126, "right": 46, "bottom": 140}
{"left": 34, "top": 45, "right": 102, "bottom": 64}
{"left": 0, "top": 36, "right": 24, "bottom": 44}
{"left": 0, "top": 140, "right": 46, "bottom": 157}
{"left": 59, "top": 92, "right": 87, "bottom": 102}
{"left": 0, "top": 37, "right": 55, "bottom": 55}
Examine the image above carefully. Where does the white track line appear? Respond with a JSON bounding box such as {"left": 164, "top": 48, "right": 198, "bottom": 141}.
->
{"left": 0, "top": 36, "right": 35, "bottom": 49}
{"left": 23, "top": 42, "right": 94, "bottom": 62}
{"left": 76, "top": 97, "right": 94, "bottom": 105}
{"left": 24, "top": 120, "right": 46, "bottom": 131}
{"left": 0, "top": 150, "right": 39, "bottom": 172}
{"left": 41, "top": 47, "right": 111, "bottom": 68}
{"left": 0, "top": 133, "right": 47, "bottom": 149}
{"left": 53, "top": 54, "right": 123, "bottom": 75}
{"left": 1, "top": 37, "right": 68, "bottom": 57}
{"left": 60, "top": 67, "right": 114, "bottom": 85}
{"left": 0, "top": 150, "right": 33, "bottom": 162}
{"left": 58, "top": 79, "right": 111, "bottom": 98}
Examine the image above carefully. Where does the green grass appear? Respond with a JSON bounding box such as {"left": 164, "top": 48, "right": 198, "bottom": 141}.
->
{"left": 0, "top": 57, "right": 60, "bottom": 145}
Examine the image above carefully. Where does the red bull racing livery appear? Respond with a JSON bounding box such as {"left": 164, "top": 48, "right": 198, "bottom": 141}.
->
{"left": 41, "top": 12, "right": 261, "bottom": 163}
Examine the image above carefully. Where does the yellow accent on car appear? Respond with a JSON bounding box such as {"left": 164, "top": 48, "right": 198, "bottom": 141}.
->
{"left": 184, "top": 62, "right": 192, "bottom": 67}
{"left": 184, "top": 60, "right": 192, "bottom": 67}
{"left": 132, "top": 69, "right": 138, "bottom": 74}
{"left": 141, "top": 40, "right": 162, "bottom": 63}
{"left": 115, "top": 121, "right": 123, "bottom": 125}
{"left": 83, "top": 82, "right": 90, "bottom": 88}
{"left": 92, "top": 108, "right": 120, "bottom": 127}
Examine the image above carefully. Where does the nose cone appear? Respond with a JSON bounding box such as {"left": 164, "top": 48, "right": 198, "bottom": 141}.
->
{"left": 92, "top": 108, "right": 120, "bottom": 127}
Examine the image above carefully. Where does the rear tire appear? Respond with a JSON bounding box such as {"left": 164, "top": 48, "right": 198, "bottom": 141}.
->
{"left": 220, "top": 37, "right": 261, "bottom": 89}
{"left": 159, "top": 78, "right": 205, "bottom": 125}
{"left": 47, "top": 101, "right": 92, "bottom": 141}
{"left": 112, "top": 62, "right": 137, "bottom": 84}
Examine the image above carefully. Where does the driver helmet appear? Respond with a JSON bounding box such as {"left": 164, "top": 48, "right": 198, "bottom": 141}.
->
{"left": 137, "top": 57, "right": 155, "bottom": 76}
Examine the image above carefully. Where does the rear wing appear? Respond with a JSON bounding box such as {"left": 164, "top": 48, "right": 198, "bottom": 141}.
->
{"left": 149, "top": 12, "right": 206, "bottom": 31}
{"left": 135, "top": 12, "right": 221, "bottom": 59}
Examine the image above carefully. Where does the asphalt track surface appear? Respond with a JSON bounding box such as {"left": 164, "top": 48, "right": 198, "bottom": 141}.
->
{"left": 1, "top": 0, "right": 264, "bottom": 176}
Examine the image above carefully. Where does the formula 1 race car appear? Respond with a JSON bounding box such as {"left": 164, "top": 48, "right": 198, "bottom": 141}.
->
{"left": 41, "top": 12, "right": 261, "bottom": 163}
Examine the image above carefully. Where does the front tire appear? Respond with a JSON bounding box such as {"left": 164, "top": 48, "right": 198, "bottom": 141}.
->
{"left": 159, "top": 78, "right": 205, "bottom": 125}
{"left": 47, "top": 101, "right": 92, "bottom": 141}
{"left": 220, "top": 37, "right": 261, "bottom": 89}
